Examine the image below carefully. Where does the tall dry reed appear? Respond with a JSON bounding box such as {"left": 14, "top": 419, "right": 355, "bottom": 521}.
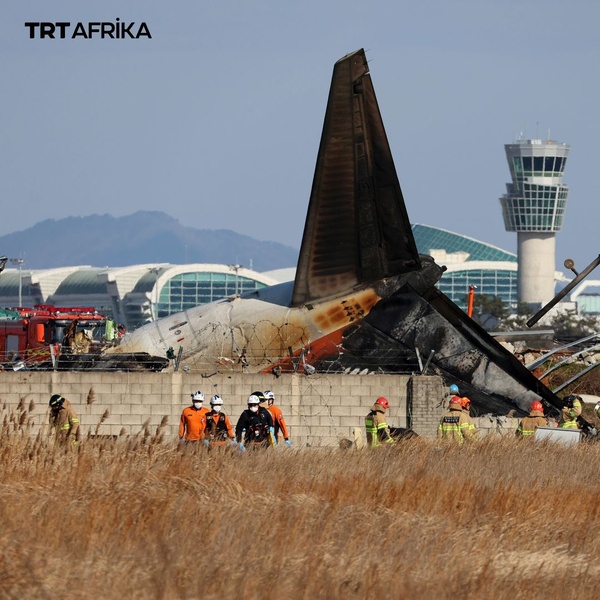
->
{"left": 1, "top": 403, "right": 600, "bottom": 599}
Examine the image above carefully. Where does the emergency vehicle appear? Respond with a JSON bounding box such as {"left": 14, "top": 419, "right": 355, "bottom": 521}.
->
{"left": 0, "top": 305, "right": 116, "bottom": 369}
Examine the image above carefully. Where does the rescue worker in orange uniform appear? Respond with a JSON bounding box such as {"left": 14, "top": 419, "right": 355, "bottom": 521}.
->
{"left": 264, "top": 390, "right": 291, "bottom": 447}
{"left": 203, "top": 395, "right": 236, "bottom": 447}
{"left": 49, "top": 394, "right": 80, "bottom": 444}
{"left": 460, "top": 396, "right": 477, "bottom": 438}
{"left": 437, "top": 396, "right": 475, "bottom": 442}
{"left": 516, "top": 400, "right": 547, "bottom": 437}
{"left": 179, "top": 391, "right": 209, "bottom": 443}
{"left": 365, "top": 397, "right": 395, "bottom": 447}
{"left": 559, "top": 394, "right": 582, "bottom": 429}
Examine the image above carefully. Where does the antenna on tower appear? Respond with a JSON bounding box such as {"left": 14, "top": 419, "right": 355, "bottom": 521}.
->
{"left": 547, "top": 128, "right": 551, "bottom": 142}
{"left": 535, "top": 121, "right": 539, "bottom": 139}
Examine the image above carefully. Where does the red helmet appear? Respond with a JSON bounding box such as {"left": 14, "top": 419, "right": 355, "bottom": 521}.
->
{"left": 460, "top": 397, "right": 471, "bottom": 408}
{"left": 375, "top": 397, "right": 389, "bottom": 410}
{"left": 450, "top": 396, "right": 462, "bottom": 406}
{"left": 531, "top": 400, "right": 543, "bottom": 412}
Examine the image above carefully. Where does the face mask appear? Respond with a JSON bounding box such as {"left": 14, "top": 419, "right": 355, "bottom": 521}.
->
{"left": 193, "top": 402, "right": 203, "bottom": 410}
{"left": 249, "top": 405, "right": 259, "bottom": 413}
{"left": 212, "top": 405, "right": 222, "bottom": 413}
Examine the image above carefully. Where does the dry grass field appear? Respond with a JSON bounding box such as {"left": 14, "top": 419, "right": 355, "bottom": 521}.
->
{"left": 2, "top": 402, "right": 600, "bottom": 599}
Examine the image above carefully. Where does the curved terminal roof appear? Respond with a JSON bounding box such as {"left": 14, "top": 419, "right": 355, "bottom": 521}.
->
{"left": 132, "top": 267, "right": 171, "bottom": 294}
{"left": 53, "top": 268, "right": 107, "bottom": 295}
{"left": 0, "top": 271, "right": 31, "bottom": 296}
{"left": 412, "top": 224, "right": 517, "bottom": 263}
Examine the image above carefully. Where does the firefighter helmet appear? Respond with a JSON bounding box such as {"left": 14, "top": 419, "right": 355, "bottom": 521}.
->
{"left": 210, "top": 394, "right": 223, "bottom": 406}
{"left": 49, "top": 394, "right": 64, "bottom": 408}
{"left": 595, "top": 401, "right": 600, "bottom": 418}
{"left": 450, "top": 396, "right": 462, "bottom": 406}
{"left": 251, "top": 390, "right": 266, "bottom": 403}
{"left": 248, "top": 394, "right": 261, "bottom": 405}
{"left": 449, "top": 384, "right": 459, "bottom": 394}
{"left": 531, "top": 400, "right": 543, "bottom": 412}
{"left": 563, "top": 394, "right": 579, "bottom": 407}
{"left": 264, "top": 390, "right": 275, "bottom": 405}
{"left": 375, "top": 397, "right": 389, "bottom": 410}
{"left": 191, "top": 391, "right": 204, "bottom": 402}
{"left": 460, "top": 397, "right": 471, "bottom": 409}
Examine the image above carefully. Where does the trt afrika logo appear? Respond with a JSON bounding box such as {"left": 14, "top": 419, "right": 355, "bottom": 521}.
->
{"left": 25, "top": 19, "right": 152, "bottom": 39}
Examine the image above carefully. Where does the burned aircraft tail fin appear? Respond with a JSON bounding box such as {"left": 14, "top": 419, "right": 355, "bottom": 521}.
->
{"left": 291, "top": 49, "right": 421, "bottom": 308}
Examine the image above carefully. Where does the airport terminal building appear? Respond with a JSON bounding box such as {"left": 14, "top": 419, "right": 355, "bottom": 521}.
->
{"left": 0, "top": 224, "right": 583, "bottom": 329}
{"left": 0, "top": 264, "right": 277, "bottom": 330}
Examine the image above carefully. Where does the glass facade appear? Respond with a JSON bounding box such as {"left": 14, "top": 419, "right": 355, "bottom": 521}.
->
{"left": 500, "top": 184, "right": 568, "bottom": 231}
{"left": 436, "top": 268, "right": 518, "bottom": 310}
{"left": 413, "top": 223, "right": 519, "bottom": 309}
{"left": 511, "top": 155, "right": 567, "bottom": 179}
{"left": 576, "top": 296, "right": 600, "bottom": 315}
{"left": 156, "top": 272, "right": 267, "bottom": 318}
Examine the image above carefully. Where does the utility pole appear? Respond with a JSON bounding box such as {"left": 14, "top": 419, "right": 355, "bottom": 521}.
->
{"left": 10, "top": 258, "right": 24, "bottom": 307}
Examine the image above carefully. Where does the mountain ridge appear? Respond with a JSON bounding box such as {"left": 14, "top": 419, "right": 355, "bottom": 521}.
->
{"left": 0, "top": 211, "right": 299, "bottom": 272}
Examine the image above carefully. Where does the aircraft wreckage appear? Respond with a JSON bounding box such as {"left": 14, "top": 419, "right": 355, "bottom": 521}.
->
{"left": 99, "top": 48, "right": 564, "bottom": 418}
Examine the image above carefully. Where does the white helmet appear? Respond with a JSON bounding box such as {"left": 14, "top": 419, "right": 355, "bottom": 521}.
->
{"left": 210, "top": 394, "right": 223, "bottom": 405}
{"left": 264, "top": 390, "right": 275, "bottom": 405}
{"left": 191, "top": 391, "right": 204, "bottom": 402}
{"left": 247, "top": 394, "right": 261, "bottom": 405}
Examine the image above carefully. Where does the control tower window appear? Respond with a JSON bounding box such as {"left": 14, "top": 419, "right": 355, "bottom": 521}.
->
{"left": 513, "top": 157, "right": 523, "bottom": 174}
{"left": 554, "top": 157, "right": 565, "bottom": 173}
{"left": 544, "top": 157, "right": 555, "bottom": 173}
{"left": 533, "top": 157, "right": 544, "bottom": 172}
{"left": 522, "top": 157, "right": 532, "bottom": 171}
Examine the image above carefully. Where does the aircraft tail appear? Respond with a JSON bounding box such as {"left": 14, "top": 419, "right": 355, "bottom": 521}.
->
{"left": 291, "top": 49, "right": 420, "bottom": 307}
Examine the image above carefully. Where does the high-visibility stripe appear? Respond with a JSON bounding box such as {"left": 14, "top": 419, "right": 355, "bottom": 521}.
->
{"left": 366, "top": 415, "right": 393, "bottom": 447}
{"left": 438, "top": 419, "right": 464, "bottom": 443}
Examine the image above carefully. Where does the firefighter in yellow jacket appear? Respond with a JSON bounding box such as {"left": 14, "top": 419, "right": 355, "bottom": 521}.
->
{"left": 437, "top": 396, "right": 474, "bottom": 442}
{"left": 460, "top": 396, "right": 477, "bottom": 437}
{"left": 516, "top": 400, "right": 547, "bottom": 437}
{"left": 559, "top": 394, "right": 582, "bottom": 429}
{"left": 365, "top": 397, "right": 395, "bottom": 447}
{"left": 49, "top": 394, "right": 80, "bottom": 444}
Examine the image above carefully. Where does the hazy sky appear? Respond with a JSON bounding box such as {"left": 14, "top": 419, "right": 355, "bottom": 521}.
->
{"left": 2, "top": 1, "right": 599, "bottom": 273}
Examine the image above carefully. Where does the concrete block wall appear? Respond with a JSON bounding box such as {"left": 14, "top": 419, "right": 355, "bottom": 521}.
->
{"left": 0, "top": 371, "right": 451, "bottom": 445}
{"left": 475, "top": 415, "right": 521, "bottom": 437}
{"left": 407, "top": 375, "right": 446, "bottom": 438}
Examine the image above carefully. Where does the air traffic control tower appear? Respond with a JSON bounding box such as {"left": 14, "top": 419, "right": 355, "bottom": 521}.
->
{"left": 499, "top": 138, "right": 570, "bottom": 308}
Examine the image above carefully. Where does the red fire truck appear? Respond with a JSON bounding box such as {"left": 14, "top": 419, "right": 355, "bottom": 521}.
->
{"left": 0, "top": 305, "right": 116, "bottom": 369}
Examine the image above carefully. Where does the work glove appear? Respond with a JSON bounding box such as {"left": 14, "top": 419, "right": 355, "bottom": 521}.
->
{"left": 284, "top": 439, "right": 292, "bottom": 448}
{"left": 239, "top": 443, "right": 246, "bottom": 452}
{"left": 203, "top": 440, "right": 210, "bottom": 447}
{"left": 229, "top": 438, "right": 238, "bottom": 446}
